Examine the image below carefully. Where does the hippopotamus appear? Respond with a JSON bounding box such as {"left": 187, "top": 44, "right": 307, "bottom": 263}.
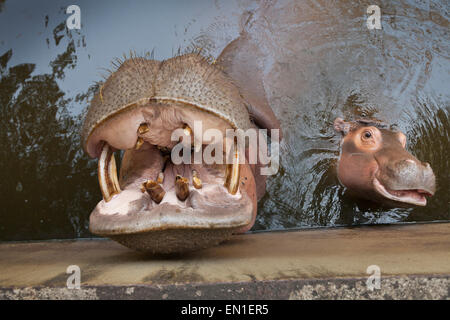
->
{"left": 81, "top": 53, "right": 280, "bottom": 253}
{"left": 81, "top": 0, "right": 443, "bottom": 252}
{"left": 334, "top": 118, "right": 435, "bottom": 207}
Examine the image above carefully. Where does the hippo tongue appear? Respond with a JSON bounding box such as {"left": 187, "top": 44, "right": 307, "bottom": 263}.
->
{"left": 387, "top": 188, "right": 428, "bottom": 202}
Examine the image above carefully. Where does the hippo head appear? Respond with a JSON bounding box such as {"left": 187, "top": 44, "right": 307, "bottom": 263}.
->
{"left": 334, "top": 118, "right": 436, "bottom": 207}
{"left": 81, "top": 53, "right": 279, "bottom": 253}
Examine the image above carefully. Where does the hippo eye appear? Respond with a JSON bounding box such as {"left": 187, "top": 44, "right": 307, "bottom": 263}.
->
{"left": 363, "top": 131, "right": 372, "bottom": 139}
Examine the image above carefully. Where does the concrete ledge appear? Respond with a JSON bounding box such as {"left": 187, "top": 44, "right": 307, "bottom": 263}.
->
{"left": 0, "top": 222, "right": 449, "bottom": 299}
{"left": 0, "top": 276, "right": 448, "bottom": 300}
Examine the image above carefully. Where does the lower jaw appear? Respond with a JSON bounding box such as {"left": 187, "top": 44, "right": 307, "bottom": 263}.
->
{"left": 373, "top": 177, "right": 428, "bottom": 207}
{"left": 89, "top": 189, "right": 254, "bottom": 253}
{"left": 90, "top": 144, "right": 255, "bottom": 253}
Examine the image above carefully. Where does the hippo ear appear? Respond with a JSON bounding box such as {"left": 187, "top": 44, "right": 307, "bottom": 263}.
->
{"left": 217, "top": 36, "right": 282, "bottom": 139}
{"left": 334, "top": 117, "right": 351, "bottom": 136}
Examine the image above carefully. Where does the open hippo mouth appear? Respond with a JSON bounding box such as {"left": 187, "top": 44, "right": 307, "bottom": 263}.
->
{"left": 373, "top": 177, "right": 434, "bottom": 207}
{"left": 81, "top": 54, "right": 259, "bottom": 253}
{"left": 334, "top": 118, "right": 436, "bottom": 208}
{"left": 371, "top": 149, "right": 436, "bottom": 207}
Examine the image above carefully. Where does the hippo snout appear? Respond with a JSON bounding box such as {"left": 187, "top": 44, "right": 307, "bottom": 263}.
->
{"left": 380, "top": 158, "right": 436, "bottom": 196}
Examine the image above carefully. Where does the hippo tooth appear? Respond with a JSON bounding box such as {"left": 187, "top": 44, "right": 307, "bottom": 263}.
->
{"left": 224, "top": 140, "right": 240, "bottom": 195}
{"left": 138, "top": 123, "right": 149, "bottom": 134}
{"left": 192, "top": 170, "right": 202, "bottom": 189}
{"left": 175, "top": 175, "right": 190, "bottom": 201}
{"left": 157, "top": 172, "right": 164, "bottom": 184}
{"left": 144, "top": 180, "right": 166, "bottom": 204}
{"left": 182, "top": 124, "right": 202, "bottom": 152}
{"left": 135, "top": 137, "right": 144, "bottom": 150}
{"left": 98, "top": 142, "right": 121, "bottom": 202}
{"left": 183, "top": 124, "right": 192, "bottom": 137}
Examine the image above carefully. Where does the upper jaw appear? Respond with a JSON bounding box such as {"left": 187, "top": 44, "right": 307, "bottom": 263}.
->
{"left": 372, "top": 176, "right": 434, "bottom": 207}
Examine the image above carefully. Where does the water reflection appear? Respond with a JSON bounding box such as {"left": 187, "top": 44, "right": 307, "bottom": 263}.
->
{"left": 0, "top": 45, "right": 99, "bottom": 240}
{"left": 0, "top": 0, "right": 448, "bottom": 241}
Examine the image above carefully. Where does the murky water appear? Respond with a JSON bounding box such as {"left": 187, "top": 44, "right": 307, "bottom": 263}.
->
{"left": 0, "top": 0, "right": 448, "bottom": 241}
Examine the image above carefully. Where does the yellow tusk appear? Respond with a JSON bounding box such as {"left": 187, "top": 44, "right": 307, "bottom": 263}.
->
{"left": 135, "top": 137, "right": 144, "bottom": 150}
{"left": 192, "top": 170, "right": 202, "bottom": 189}
{"left": 98, "top": 142, "right": 121, "bottom": 202}
{"left": 138, "top": 123, "right": 149, "bottom": 134}
{"left": 157, "top": 172, "right": 164, "bottom": 184}
{"left": 175, "top": 175, "right": 190, "bottom": 201}
{"left": 224, "top": 139, "right": 240, "bottom": 195}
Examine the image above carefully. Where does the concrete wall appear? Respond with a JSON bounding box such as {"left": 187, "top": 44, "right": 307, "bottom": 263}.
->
{"left": 1, "top": 222, "right": 449, "bottom": 299}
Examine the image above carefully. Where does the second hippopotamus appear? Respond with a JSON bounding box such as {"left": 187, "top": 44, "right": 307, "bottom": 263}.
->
{"left": 334, "top": 118, "right": 436, "bottom": 207}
